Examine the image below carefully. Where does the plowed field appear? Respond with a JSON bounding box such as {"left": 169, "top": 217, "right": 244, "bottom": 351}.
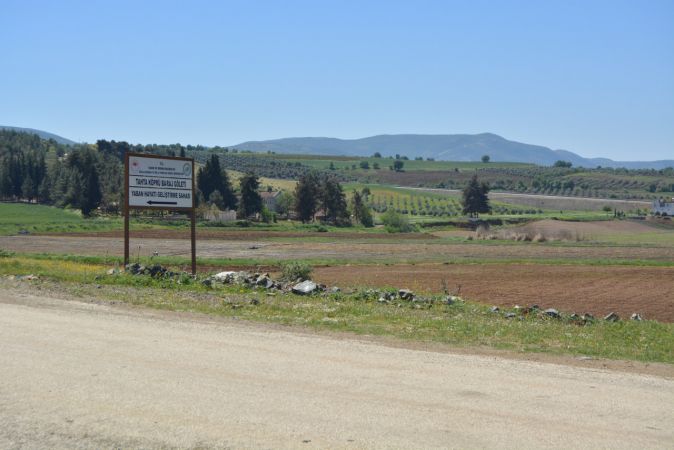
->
{"left": 313, "top": 264, "right": 674, "bottom": 322}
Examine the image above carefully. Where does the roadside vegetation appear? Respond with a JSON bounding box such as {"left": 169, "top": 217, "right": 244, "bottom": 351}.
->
{"left": 1, "top": 255, "right": 672, "bottom": 364}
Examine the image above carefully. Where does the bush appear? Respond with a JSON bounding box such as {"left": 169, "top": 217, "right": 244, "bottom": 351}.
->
{"left": 380, "top": 210, "right": 416, "bottom": 233}
{"left": 0, "top": 249, "right": 15, "bottom": 258}
{"left": 280, "top": 261, "right": 313, "bottom": 281}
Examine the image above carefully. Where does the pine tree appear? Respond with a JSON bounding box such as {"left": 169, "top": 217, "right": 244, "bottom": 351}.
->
{"left": 350, "top": 190, "right": 373, "bottom": 227}
{"left": 461, "top": 174, "right": 491, "bottom": 217}
{"left": 294, "top": 172, "right": 320, "bottom": 223}
{"left": 197, "top": 154, "right": 237, "bottom": 210}
{"left": 238, "top": 172, "right": 262, "bottom": 218}
{"left": 320, "top": 175, "right": 349, "bottom": 225}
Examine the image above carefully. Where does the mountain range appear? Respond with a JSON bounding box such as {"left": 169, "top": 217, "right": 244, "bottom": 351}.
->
{"left": 2, "top": 125, "right": 671, "bottom": 169}
{"left": 0, "top": 126, "right": 77, "bottom": 145}
{"left": 234, "top": 133, "right": 674, "bottom": 169}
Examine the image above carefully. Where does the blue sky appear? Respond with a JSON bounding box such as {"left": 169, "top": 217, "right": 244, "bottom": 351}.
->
{"left": 1, "top": 0, "right": 672, "bottom": 160}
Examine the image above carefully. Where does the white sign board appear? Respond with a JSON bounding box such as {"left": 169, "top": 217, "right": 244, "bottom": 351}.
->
{"left": 128, "top": 156, "right": 193, "bottom": 208}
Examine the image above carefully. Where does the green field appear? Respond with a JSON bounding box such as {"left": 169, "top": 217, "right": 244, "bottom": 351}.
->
{"left": 0, "top": 203, "right": 118, "bottom": 235}
{"left": 268, "top": 153, "right": 533, "bottom": 172}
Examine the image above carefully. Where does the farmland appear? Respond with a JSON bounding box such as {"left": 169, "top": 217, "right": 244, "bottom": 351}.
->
{"left": 2, "top": 153, "right": 674, "bottom": 364}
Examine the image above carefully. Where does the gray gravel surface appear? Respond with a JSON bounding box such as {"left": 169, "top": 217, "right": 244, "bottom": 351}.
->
{"left": 1, "top": 291, "right": 673, "bottom": 449}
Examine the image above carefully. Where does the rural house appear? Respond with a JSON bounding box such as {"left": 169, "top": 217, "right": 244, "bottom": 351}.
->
{"left": 651, "top": 197, "right": 674, "bottom": 216}
{"left": 261, "top": 191, "right": 282, "bottom": 212}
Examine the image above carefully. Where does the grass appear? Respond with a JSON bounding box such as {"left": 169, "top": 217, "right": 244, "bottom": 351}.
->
{"left": 0, "top": 202, "right": 173, "bottom": 236}
{"left": 1, "top": 255, "right": 672, "bottom": 364}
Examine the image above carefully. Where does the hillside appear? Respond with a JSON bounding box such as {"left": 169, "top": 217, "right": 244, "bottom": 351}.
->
{"left": 0, "top": 126, "right": 76, "bottom": 145}
{"left": 234, "top": 133, "right": 674, "bottom": 169}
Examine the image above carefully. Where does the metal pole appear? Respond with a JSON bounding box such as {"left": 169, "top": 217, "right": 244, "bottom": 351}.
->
{"left": 191, "top": 210, "right": 196, "bottom": 275}
{"left": 190, "top": 158, "right": 196, "bottom": 275}
{"left": 124, "top": 152, "right": 130, "bottom": 267}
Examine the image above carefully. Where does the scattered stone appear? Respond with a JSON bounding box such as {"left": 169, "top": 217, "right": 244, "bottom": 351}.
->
{"left": 543, "top": 308, "right": 560, "bottom": 319}
{"left": 201, "top": 279, "right": 212, "bottom": 287}
{"left": 106, "top": 268, "right": 119, "bottom": 276}
{"left": 22, "top": 274, "right": 39, "bottom": 281}
{"left": 96, "top": 285, "right": 102, "bottom": 289}
{"left": 213, "top": 271, "right": 236, "bottom": 282}
{"left": 490, "top": 306, "right": 500, "bottom": 313}
{"left": 398, "top": 289, "right": 415, "bottom": 301}
{"left": 329, "top": 286, "right": 341, "bottom": 294}
{"left": 630, "top": 313, "right": 643, "bottom": 321}
{"left": 581, "top": 313, "right": 595, "bottom": 321}
{"left": 292, "top": 280, "right": 318, "bottom": 295}
{"left": 504, "top": 312, "right": 516, "bottom": 319}
{"left": 377, "top": 297, "right": 389, "bottom": 304}
{"left": 18, "top": 229, "right": 30, "bottom": 235}
{"left": 255, "top": 274, "right": 274, "bottom": 289}
{"left": 604, "top": 312, "right": 620, "bottom": 322}
{"left": 531, "top": 304, "right": 540, "bottom": 310}
{"left": 249, "top": 298, "right": 260, "bottom": 305}
{"left": 445, "top": 295, "right": 457, "bottom": 305}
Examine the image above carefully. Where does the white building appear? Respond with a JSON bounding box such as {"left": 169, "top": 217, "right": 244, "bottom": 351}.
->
{"left": 261, "top": 191, "right": 282, "bottom": 212}
{"left": 652, "top": 197, "right": 674, "bottom": 216}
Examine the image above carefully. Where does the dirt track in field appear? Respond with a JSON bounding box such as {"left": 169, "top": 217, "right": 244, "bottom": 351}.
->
{"left": 3, "top": 235, "right": 674, "bottom": 262}
{"left": 313, "top": 264, "right": 674, "bottom": 321}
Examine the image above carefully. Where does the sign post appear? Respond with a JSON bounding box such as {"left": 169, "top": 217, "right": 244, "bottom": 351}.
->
{"left": 124, "top": 152, "right": 196, "bottom": 274}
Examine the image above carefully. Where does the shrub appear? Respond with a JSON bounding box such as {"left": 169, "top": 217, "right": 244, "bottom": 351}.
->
{"left": 280, "top": 261, "right": 313, "bottom": 281}
{"left": 381, "top": 209, "right": 416, "bottom": 233}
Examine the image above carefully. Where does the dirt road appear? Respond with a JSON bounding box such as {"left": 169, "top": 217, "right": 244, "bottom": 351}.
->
{"left": 3, "top": 234, "right": 674, "bottom": 262}
{"left": 1, "top": 291, "right": 672, "bottom": 449}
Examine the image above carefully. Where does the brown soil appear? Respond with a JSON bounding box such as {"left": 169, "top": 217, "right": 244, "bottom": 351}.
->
{"left": 3, "top": 235, "right": 674, "bottom": 262}
{"left": 313, "top": 264, "right": 674, "bottom": 322}
{"left": 44, "top": 229, "right": 434, "bottom": 241}
{"left": 509, "top": 219, "right": 666, "bottom": 236}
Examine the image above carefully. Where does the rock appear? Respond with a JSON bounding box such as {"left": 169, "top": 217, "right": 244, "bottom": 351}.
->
{"left": 201, "top": 279, "right": 213, "bottom": 287}
{"left": 604, "top": 312, "right": 620, "bottom": 322}
{"left": 249, "top": 298, "right": 260, "bottom": 305}
{"left": 445, "top": 296, "right": 456, "bottom": 305}
{"left": 504, "top": 312, "right": 516, "bottom": 319}
{"left": 490, "top": 306, "right": 500, "bottom": 313}
{"left": 544, "top": 308, "right": 560, "bottom": 319}
{"left": 513, "top": 305, "right": 522, "bottom": 311}
{"left": 125, "top": 263, "right": 141, "bottom": 275}
{"left": 255, "top": 275, "right": 274, "bottom": 289}
{"left": 398, "top": 289, "right": 415, "bottom": 301}
{"left": 106, "top": 268, "right": 119, "bottom": 276}
{"left": 569, "top": 313, "right": 579, "bottom": 320}
{"left": 581, "top": 313, "right": 595, "bottom": 321}
{"left": 531, "top": 304, "right": 540, "bottom": 310}
{"left": 292, "top": 280, "right": 318, "bottom": 295}
{"left": 22, "top": 274, "right": 39, "bottom": 281}
{"left": 18, "top": 229, "right": 30, "bottom": 235}
{"left": 212, "top": 271, "right": 237, "bottom": 283}
{"left": 377, "top": 297, "right": 389, "bottom": 304}
{"left": 329, "top": 287, "right": 341, "bottom": 294}
{"left": 630, "top": 313, "right": 643, "bottom": 321}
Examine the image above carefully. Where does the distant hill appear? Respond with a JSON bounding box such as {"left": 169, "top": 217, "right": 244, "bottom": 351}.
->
{"left": 233, "top": 133, "right": 674, "bottom": 169}
{"left": 0, "top": 126, "right": 76, "bottom": 145}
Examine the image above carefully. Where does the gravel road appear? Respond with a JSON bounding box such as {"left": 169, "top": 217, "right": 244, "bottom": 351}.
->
{"left": 1, "top": 291, "right": 672, "bottom": 449}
